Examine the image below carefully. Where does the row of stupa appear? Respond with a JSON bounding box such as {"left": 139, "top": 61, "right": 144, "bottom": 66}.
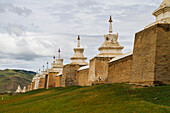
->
{"left": 35, "top": 15, "right": 124, "bottom": 76}
{"left": 15, "top": 85, "right": 26, "bottom": 93}
{"left": 29, "top": 15, "right": 124, "bottom": 90}
{"left": 16, "top": 0, "right": 170, "bottom": 92}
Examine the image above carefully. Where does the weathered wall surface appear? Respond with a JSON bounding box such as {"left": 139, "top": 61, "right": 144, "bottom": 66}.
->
{"left": 89, "top": 57, "right": 111, "bottom": 83}
{"left": 131, "top": 24, "right": 170, "bottom": 85}
{"left": 77, "top": 69, "right": 91, "bottom": 86}
{"left": 155, "top": 24, "right": 170, "bottom": 84}
{"left": 31, "top": 82, "right": 35, "bottom": 90}
{"left": 47, "top": 72, "right": 58, "bottom": 88}
{"left": 55, "top": 75, "right": 61, "bottom": 87}
{"left": 28, "top": 85, "right": 31, "bottom": 91}
{"left": 61, "top": 64, "right": 80, "bottom": 87}
{"left": 108, "top": 55, "right": 132, "bottom": 83}
{"left": 38, "top": 78, "right": 45, "bottom": 89}
{"left": 89, "top": 58, "right": 95, "bottom": 82}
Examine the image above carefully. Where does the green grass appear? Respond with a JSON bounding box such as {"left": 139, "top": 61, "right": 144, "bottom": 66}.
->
{"left": 0, "top": 84, "right": 169, "bottom": 113}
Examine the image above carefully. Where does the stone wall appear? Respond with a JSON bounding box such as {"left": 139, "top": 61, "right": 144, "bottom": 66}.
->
{"left": 108, "top": 55, "right": 132, "bottom": 83}
{"left": 77, "top": 68, "right": 91, "bottom": 86}
{"left": 38, "top": 78, "right": 45, "bottom": 89}
{"left": 55, "top": 75, "right": 61, "bottom": 87}
{"left": 61, "top": 64, "right": 80, "bottom": 87}
{"left": 28, "top": 85, "right": 31, "bottom": 91}
{"left": 47, "top": 72, "right": 58, "bottom": 89}
{"left": 154, "top": 24, "right": 170, "bottom": 84}
{"left": 131, "top": 24, "right": 170, "bottom": 85}
{"left": 89, "top": 57, "right": 111, "bottom": 83}
{"left": 30, "top": 82, "right": 35, "bottom": 90}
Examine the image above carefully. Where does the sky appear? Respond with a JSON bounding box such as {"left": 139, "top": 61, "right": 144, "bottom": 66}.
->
{"left": 0, "top": 0, "right": 162, "bottom": 72}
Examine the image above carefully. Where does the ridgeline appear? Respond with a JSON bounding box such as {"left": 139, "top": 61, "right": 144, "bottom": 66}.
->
{"left": 0, "top": 69, "right": 35, "bottom": 92}
{"left": 0, "top": 84, "right": 169, "bottom": 113}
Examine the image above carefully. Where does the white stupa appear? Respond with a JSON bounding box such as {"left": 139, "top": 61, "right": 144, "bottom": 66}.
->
{"left": 51, "top": 49, "right": 63, "bottom": 73}
{"left": 34, "top": 70, "right": 40, "bottom": 89}
{"left": 46, "top": 62, "right": 50, "bottom": 73}
{"left": 145, "top": 0, "right": 170, "bottom": 28}
{"left": 15, "top": 85, "right": 22, "bottom": 93}
{"left": 22, "top": 86, "right": 27, "bottom": 93}
{"left": 97, "top": 16, "right": 124, "bottom": 57}
{"left": 70, "top": 35, "right": 88, "bottom": 66}
{"left": 39, "top": 65, "right": 47, "bottom": 79}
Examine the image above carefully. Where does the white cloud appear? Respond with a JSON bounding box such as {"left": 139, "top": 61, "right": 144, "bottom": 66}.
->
{"left": 0, "top": 2, "right": 32, "bottom": 16}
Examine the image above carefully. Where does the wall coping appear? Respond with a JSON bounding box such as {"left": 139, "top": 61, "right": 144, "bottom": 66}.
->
{"left": 78, "top": 65, "right": 89, "bottom": 71}
{"left": 56, "top": 72, "right": 62, "bottom": 76}
{"left": 109, "top": 51, "right": 133, "bottom": 63}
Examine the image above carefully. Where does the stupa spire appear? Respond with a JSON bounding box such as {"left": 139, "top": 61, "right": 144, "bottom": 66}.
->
{"left": 70, "top": 35, "right": 88, "bottom": 66}
{"left": 97, "top": 15, "right": 124, "bottom": 57}
{"left": 47, "top": 62, "right": 48, "bottom": 69}
{"left": 51, "top": 48, "right": 63, "bottom": 73}
{"left": 109, "top": 15, "right": 113, "bottom": 34}
{"left": 58, "top": 48, "right": 61, "bottom": 59}
{"left": 43, "top": 65, "right": 44, "bottom": 71}
{"left": 77, "top": 35, "right": 80, "bottom": 47}
{"left": 53, "top": 55, "right": 55, "bottom": 63}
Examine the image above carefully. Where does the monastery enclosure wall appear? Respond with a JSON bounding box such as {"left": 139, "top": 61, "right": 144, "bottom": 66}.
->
{"left": 89, "top": 57, "right": 111, "bottom": 83}
{"left": 30, "top": 82, "right": 35, "bottom": 90}
{"left": 131, "top": 24, "right": 170, "bottom": 85}
{"left": 61, "top": 64, "right": 81, "bottom": 87}
{"left": 27, "top": 1, "right": 170, "bottom": 92}
{"left": 28, "top": 85, "right": 31, "bottom": 91}
{"left": 55, "top": 75, "right": 62, "bottom": 87}
{"left": 38, "top": 78, "right": 45, "bottom": 89}
{"left": 108, "top": 54, "right": 133, "bottom": 83}
{"left": 154, "top": 24, "right": 170, "bottom": 84}
{"left": 47, "top": 72, "right": 58, "bottom": 89}
{"left": 76, "top": 68, "right": 90, "bottom": 86}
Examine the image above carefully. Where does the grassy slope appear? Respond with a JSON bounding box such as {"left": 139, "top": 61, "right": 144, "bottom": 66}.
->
{"left": 0, "top": 84, "right": 169, "bottom": 113}
{"left": 0, "top": 69, "right": 35, "bottom": 92}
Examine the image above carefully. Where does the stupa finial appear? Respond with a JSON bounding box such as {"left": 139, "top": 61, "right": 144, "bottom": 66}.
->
{"left": 43, "top": 65, "right": 44, "bottom": 71}
{"left": 47, "top": 62, "right": 48, "bottom": 69}
{"left": 53, "top": 55, "right": 55, "bottom": 63}
{"left": 77, "top": 35, "right": 80, "bottom": 47}
{"left": 109, "top": 15, "right": 113, "bottom": 33}
{"left": 58, "top": 48, "right": 61, "bottom": 59}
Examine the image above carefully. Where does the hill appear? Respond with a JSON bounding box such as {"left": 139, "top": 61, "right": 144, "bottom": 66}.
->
{"left": 0, "top": 69, "right": 35, "bottom": 92}
{"left": 0, "top": 84, "right": 169, "bottom": 113}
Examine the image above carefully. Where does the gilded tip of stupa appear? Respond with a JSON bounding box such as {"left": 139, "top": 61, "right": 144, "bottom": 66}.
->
{"left": 77, "top": 35, "right": 80, "bottom": 40}
{"left": 58, "top": 48, "right": 61, "bottom": 52}
{"left": 109, "top": 15, "right": 113, "bottom": 23}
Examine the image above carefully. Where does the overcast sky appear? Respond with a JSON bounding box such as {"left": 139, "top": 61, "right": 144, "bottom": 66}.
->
{"left": 0, "top": 0, "right": 162, "bottom": 71}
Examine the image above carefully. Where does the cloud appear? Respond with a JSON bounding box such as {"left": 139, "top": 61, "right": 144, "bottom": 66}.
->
{"left": 5, "top": 24, "right": 26, "bottom": 36}
{"left": 0, "top": 2, "right": 32, "bottom": 16}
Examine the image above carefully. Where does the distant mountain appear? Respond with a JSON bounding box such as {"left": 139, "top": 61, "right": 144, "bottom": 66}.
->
{"left": 0, "top": 69, "right": 35, "bottom": 92}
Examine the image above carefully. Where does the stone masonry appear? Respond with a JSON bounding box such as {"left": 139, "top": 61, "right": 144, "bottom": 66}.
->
{"left": 108, "top": 54, "right": 133, "bottom": 83}
{"left": 131, "top": 24, "right": 170, "bottom": 85}
{"left": 76, "top": 68, "right": 90, "bottom": 86}
{"left": 61, "top": 64, "right": 81, "bottom": 87}
{"left": 89, "top": 57, "right": 111, "bottom": 84}
{"left": 38, "top": 78, "right": 45, "bottom": 89}
{"left": 47, "top": 72, "right": 58, "bottom": 89}
{"left": 55, "top": 75, "right": 62, "bottom": 87}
